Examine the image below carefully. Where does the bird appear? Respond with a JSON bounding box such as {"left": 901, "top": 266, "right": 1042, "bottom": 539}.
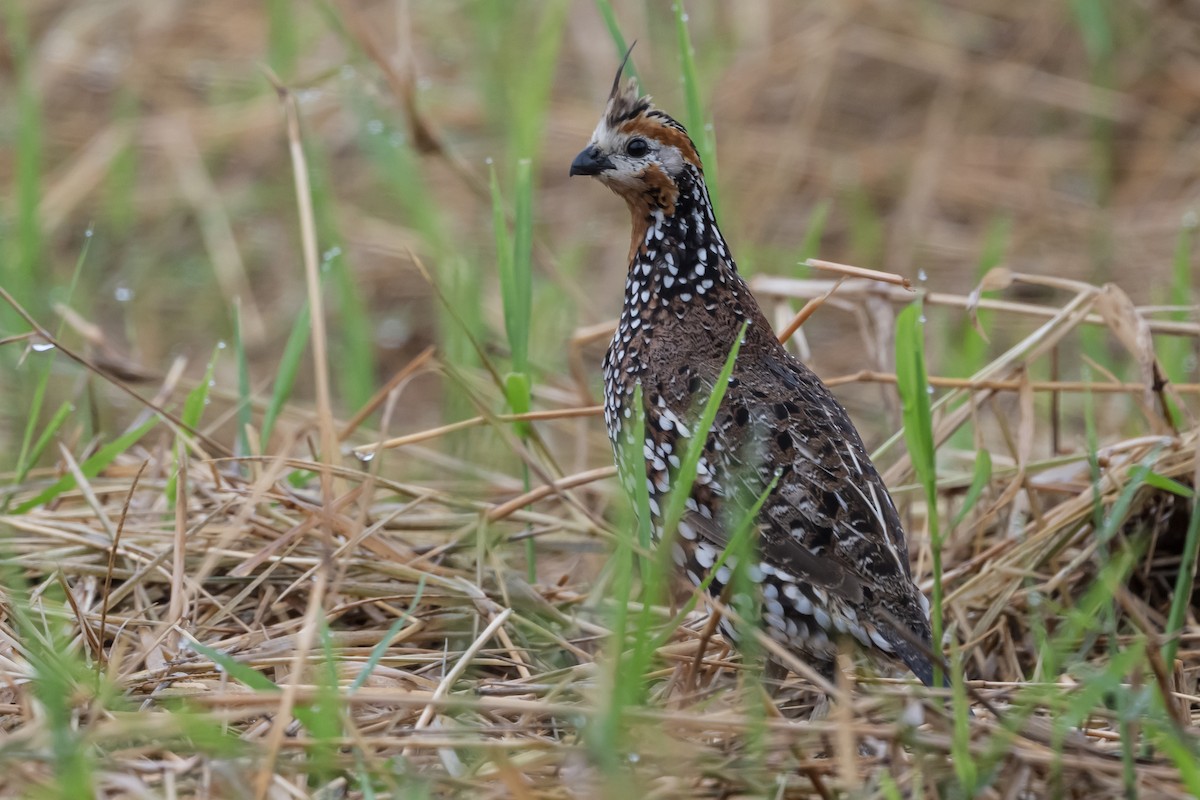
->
{"left": 569, "top": 51, "right": 939, "bottom": 690}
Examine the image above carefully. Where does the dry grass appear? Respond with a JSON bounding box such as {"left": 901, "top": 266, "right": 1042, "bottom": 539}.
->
{"left": 3, "top": 264, "right": 1198, "bottom": 798}
{"left": 3, "top": 1, "right": 1200, "bottom": 798}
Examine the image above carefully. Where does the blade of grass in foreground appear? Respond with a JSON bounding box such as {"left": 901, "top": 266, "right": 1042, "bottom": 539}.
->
{"left": 591, "top": 322, "right": 748, "bottom": 775}
{"left": 299, "top": 622, "right": 343, "bottom": 784}
{"left": 650, "top": 473, "right": 777, "bottom": 654}
{"left": 587, "top": 382, "right": 652, "bottom": 776}
{"left": 1150, "top": 724, "right": 1200, "bottom": 795}
{"left": 895, "top": 300, "right": 943, "bottom": 688}
{"left": 659, "top": 321, "right": 749, "bottom": 542}
{"left": 0, "top": 566, "right": 97, "bottom": 798}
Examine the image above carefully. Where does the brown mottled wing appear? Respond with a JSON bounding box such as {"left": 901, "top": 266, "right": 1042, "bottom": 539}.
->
{"left": 642, "top": 343, "right": 935, "bottom": 686}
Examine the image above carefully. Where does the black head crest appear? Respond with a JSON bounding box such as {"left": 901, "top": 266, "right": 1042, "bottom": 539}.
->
{"left": 604, "top": 41, "right": 651, "bottom": 129}
{"left": 609, "top": 41, "right": 637, "bottom": 99}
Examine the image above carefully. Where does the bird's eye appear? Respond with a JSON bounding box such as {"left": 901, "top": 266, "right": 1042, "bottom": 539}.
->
{"left": 625, "top": 137, "right": 649, "bottom": 157}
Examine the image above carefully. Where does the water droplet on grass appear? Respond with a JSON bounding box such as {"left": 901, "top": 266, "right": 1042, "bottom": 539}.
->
{"left": 114, "top": 286, "right": 134, "bottom": 302}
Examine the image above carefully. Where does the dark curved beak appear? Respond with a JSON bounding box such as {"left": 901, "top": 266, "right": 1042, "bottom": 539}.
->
{"left": 569, "top": 146, "right": 613, "bottom": 177}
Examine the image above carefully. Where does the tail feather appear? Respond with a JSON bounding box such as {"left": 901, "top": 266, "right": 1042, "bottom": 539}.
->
{"left": 895, "top": 642, "right": 943, "bottom": 688}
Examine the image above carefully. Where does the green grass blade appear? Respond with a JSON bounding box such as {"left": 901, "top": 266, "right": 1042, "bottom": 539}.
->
{"left": 493, "top": 157, "right": 536, "bottom": 576}
{"left": 593, "top": 313, "right": 746, "bottom": 770}
{"left": 19, "top": 402, "right": 75, "bottom": 481}
{"left": 308, "top": 141, "right": 375, "bottom": 414}
{"left": 504, "top": 161, "right": 534, "bottom": 441}
{"left": 660, "top": 321, "right": 749, "bottom": 539}
{"left": 509, "top": 158, "right": 533, "bottom": 373}
{"left": 895, "top": 300, "right": 942, "bottom": 685}
{"left": 1142, "top": 471, "right": 1194, "bottom": 499}
{"left": 950, "top": 650, "right": 976, "bottom": 791}
{"left": 1150, "top": 722, "right": 1200, "bottom": 794}
{"left": 233, "top": 304, "right": 253, "bottom": 457}
{"left": 189, "top": 640, "right": 281, "bottom": 692}
{"left": 1159, "top": 217, "right": 1194, "bottom": 386}
{"left": 508, "top": 1, "right": 568, "bottom": 164}
{"left": 262, "top": 298, "right": 311, "bottom": 449}
{"left": 846, "top": 185, "right": 885, "bottom": 267}
{"left": 15, "top": 415, "right": 159, "bottom": 514}
{"left": 954, "top": 215, "right": 1011, "bottom": 379}
{"left": 182, "top": 349, "right": 219, "bottom": 431}
{"left": 293, "top": 623, "right": 343, "bottom": 783}
{"left": 589, "top": 384, "right": 652, "bottom": 772}
{"left": 592, "top": 0, "right": 639, "bottom": 83}
{"left": 650, "top": 473, "right": 778, "bottom": 653}
{"left": 1053, "top": 642, "right": 1145, "bottom": 740}
{"left": 2, "top": 1, "right": 43, "bottom": 320}
{"left": 952, "top": 449, "right": 992, "bottom": 527}
{"left": 1170, "top": 214, "right": 1194, "bottom": 311}
{"left": 351, "top": 575, "right": 425, "bottom": 692}
{"left": 797, "top": 199, "right": 832, "bottom": 265}
{"left": 635, "top": 322, "right": 748, "bottom": 689}
{"left": 6, "top": 582, "right": 94, "bottom": 796}
{"left": 489, "top": 163, "right": 514, "bottom": 306}
{"left": 1069, "top": 0, "right": 1115, "bottom": 202}
{"left": 166, "top": 348, "right": 219, "bottom": 503}
{"left": 267, "top": 0, "right": 299, "bottom": 76}
{"left": 672, "top": 1, "right": 719, "bottom": 217}
{"left": 12, "top": 225, "right": 92, "bottom": 479}
{"left": 1162, "top": 492, "right": 1200, "bottom": 668}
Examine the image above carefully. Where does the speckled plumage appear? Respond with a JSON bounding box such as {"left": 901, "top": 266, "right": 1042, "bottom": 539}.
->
{"left": 570, "top": 62, "right": 937, "bottom": 687}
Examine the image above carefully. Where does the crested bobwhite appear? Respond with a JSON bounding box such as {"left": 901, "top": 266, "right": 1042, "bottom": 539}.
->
{"left": 569, "top": 54, "right": 938, "bottom": 688}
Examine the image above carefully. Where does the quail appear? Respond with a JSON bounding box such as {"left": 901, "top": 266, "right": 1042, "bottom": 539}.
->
{"left": 569, "top": 53, "right": 938, "bottom": 688}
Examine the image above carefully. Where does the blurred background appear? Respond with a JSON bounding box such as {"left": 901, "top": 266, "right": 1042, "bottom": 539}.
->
{"left": 2, "top": 0, "right": 1198, "bottom": 461}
